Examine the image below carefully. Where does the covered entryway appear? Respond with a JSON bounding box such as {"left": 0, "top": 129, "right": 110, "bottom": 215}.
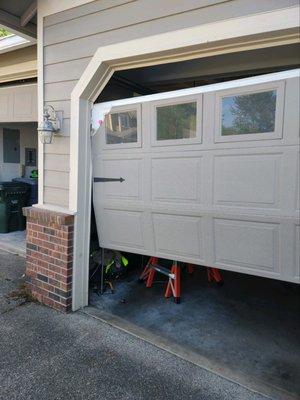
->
{"left": 0, "top": 83, "right": 38, "bottom": 255}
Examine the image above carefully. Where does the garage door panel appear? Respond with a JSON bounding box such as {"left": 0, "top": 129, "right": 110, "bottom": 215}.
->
{"left": 213, "top": 153, "right": 281, "bottom": 208}
{"left": 151, "top": 157, "right": 202, "bottom": 203}
{"left": 100, "top": 158, "right": 143, "bottom": 201}
{"left": 153, "top": 213, "right": 204, "bottom": 260}
{"left": 100, "top": 209, "right": 145, "bottom": 250}
{"left": 213, "top": 218, "right": 280, "bottom": 274}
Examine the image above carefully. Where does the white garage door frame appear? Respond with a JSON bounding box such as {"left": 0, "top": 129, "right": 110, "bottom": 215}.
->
{"left": 69, "top": 6, "right": 300, "bottom": 311}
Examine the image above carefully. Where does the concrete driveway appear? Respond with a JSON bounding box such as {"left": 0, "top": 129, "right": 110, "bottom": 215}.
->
{"left": 0, "top": 250, "right": 270, "bottom": 400}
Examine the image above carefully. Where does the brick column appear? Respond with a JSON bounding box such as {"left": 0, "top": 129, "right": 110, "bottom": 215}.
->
{"left": 23, "top": 207, "right": 74, "bottom": 312}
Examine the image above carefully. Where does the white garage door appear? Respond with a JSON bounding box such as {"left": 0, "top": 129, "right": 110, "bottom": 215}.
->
{"left": 92, "top": 69, "right": 300, "bottom": 283}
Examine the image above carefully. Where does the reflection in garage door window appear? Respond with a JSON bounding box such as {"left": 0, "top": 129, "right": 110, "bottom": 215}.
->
{"left": 221, "top": 90, "right": 277, "bottom": 136}
{"left": 105, "top": 110, "right": 137, "bottom": 144}
{"left": 156, "top": 102, "right": 197, "bottom": 140}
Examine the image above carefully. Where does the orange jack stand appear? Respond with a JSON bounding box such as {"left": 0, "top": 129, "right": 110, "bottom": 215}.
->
{"left": 207, "top": 267, "right": 223, "bottom": 285}
{"left": 187, "top": 263, "right": 223, "bottom": 285}
{"left": 187, "top": 263, "right": 195, "bottom": 274}
{"left": 139, "top": 258, "right": 181, "bottom": 303}
{"left": 165, "top": 261, "right": 181, "bottom": 304}
{"left": 138, "top": 257, "right": 158, "bottom": 288}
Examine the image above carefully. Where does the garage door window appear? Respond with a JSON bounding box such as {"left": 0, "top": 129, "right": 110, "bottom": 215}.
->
{"left": 151, "top": 96, "right": 202, "bottom": 146}
{"left": 105, "top": 110, "right": 138, "bottom": 144}
{"left": 215, "top": 82, "right": 284, "bottom": 142}
{"left": 157, "top": 102, "right": 197, "bottom": 140}
{"left": 221, "top": 90, "right": 277, "bottom": 136}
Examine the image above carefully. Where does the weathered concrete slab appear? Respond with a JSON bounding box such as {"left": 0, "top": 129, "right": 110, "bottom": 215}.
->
{"left": 0, "top": 231, "right": 26, "bottom": 257}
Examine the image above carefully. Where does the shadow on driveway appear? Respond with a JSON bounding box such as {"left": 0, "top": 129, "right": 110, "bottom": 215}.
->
{"left": 0, "top": 250, "right": 271, "bottom": 400}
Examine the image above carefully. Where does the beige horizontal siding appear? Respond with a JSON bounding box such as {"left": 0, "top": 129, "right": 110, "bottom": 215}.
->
{"left": 44, "top": 0, "right": 298, "bottom": 65}
{"left": 44, "top": 0, "right": 228, "bottom": 46}
{"left": 44, "top": 0, "right": 133, "bottom": 27}
{"left": 44, "top": 170, "right": 70, "bottom": 189}
{"left": 44, "top": 57, "right": 91, "bottom": 84}
{"left": 44, "top": 154, "right": 70, "bottom": 172}
{"left": 44, "top": 187, "right": 69, "bottom": 208}
{"left": 0, "top": 45, "right": 37, "bottom": 83}
{"left": 45, "top": 101, "right": 71, "bottom": 119}
{"left": 44, "top": 81, "right": 77, "bottom": 102}
{"left": 60, "top": 119, "right": 70, "bottom": 137}
{"left": 44, "top": 136, "right": 70, "bottom": 155}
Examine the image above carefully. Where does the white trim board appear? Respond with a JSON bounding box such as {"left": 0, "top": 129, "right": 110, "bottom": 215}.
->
{"left": 37, "top": 4, "right": 45, "bottom": 207}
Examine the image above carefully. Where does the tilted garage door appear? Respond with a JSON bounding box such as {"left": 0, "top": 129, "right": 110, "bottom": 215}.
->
{"left": 92, "top": 70, "right": 300, "bottom": 283}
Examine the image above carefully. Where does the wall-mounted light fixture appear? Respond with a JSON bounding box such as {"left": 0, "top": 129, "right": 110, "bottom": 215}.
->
{"left": 37, "top": 105, "right": 62, "bottom": 144}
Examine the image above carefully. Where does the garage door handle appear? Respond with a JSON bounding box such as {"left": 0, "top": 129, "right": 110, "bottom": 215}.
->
{"left": 93, "top": 177, "right": 125, "bottom": 183}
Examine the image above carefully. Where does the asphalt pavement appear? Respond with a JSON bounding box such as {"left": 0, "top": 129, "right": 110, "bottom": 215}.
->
{"left": 0, "top": 250, "right": 270, "bottom": 400}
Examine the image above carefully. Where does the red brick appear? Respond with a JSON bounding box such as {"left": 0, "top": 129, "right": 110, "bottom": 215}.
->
{"left": 24, "top": 207, "right": 74, "bottom": 313}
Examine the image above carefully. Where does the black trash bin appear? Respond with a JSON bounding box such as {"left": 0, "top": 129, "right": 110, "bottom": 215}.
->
{"left": 0, "top": 182, "right": 29, "bottom": 233}
{"left": 12, "top": 177, "right": 38, "bottom": 206}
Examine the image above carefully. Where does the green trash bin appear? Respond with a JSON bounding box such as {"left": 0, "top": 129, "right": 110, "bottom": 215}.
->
{"left": 0, "top": 182, "right": 29, "bottom": 233}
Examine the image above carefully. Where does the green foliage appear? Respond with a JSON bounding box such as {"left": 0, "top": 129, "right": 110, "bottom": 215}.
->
{"left": 221, "top": 125, "right": 234, "bottom": 136}
{"left": 157, "top": 102, "right": 196, "bottom": 140}
{"left": 222, "top": 91, "right": 276, "bottom": 135}
{"left": 0, "top": 28, "right": 11, "bottom": 38}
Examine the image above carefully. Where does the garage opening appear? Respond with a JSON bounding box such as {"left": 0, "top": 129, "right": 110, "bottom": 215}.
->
{"left": 0, "top": 121, "right": 38, "bottom": 255}
{"left": 87, "top": 45, "right": 300, "bottom": 398}
{"left": 0, "top": 79, "right": 38, "bottom": 255}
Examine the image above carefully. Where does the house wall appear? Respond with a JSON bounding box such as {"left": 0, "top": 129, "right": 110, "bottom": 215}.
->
{"left": 41, "top": 0, "right": 299, "bottom": 208}
{"left": 0, "top": 122, "right": 38, "bottom": 181}
{"left": 0, "top": 84, "right": 37, "bottom": 122}
{"left": 0, "top": 45, "right": 37, "bottom": 83}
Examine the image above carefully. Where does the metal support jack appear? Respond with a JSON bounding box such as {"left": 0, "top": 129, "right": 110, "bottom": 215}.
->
{"left": 165, "top": 261, "right": 181, "bottom": 304}
{"left": 207, "top": 267, "right": 223, "bottom": 285}
{"left": 139, "top": 257, "right": 181, "bottom": 303}
{"left": 187, "top": 263, "right": 223, "bottom": 285}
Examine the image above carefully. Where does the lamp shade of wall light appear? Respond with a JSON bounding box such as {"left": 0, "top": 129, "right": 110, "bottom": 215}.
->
{"left": 38, "top": 105, "right": 62, "bottom": 144}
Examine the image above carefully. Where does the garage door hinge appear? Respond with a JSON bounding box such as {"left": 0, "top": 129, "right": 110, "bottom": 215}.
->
{"left": 94, "top": 177, "right": 125, "bottom": 183}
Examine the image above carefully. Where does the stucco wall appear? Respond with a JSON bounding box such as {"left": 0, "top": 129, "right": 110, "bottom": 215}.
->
{"left": 41, "top": 0, "right": 299, "bottom": 207}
